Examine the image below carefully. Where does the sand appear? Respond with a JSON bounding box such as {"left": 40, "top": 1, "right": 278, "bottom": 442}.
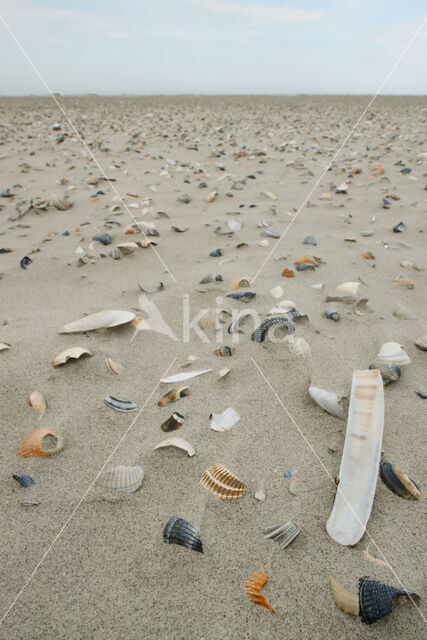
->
{"left": 0, "top": 95, "right": 426, "bottom": 639}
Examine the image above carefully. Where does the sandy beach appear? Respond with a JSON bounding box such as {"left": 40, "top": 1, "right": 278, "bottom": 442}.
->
{"left": 0, "top": 95, "right": 426, "bottom": 639}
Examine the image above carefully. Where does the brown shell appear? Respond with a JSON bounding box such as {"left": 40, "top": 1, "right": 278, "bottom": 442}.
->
{"left": 200, "top": 463, "right": 246, "bottom": 500}
{"left": 330, "top": 577, "right": 359, "bottom": 616}
{"left": 244, "top": 572, "right": 278, "bottom": 616}
{"left": 18, "top": 427, "right": 62, "bottom": 458}
{"left": 281, "top": 268, "right": 295, "bottom": 278}
{"left": 158, "top": 386, "right": 190, "bottom": 407}
{"left": 213, "top": 345, "right": 232, "bottom": 357}
{"left": 229, "top": 277, "right": 250, "bottom": 289}
{"left": 294, "top": 254, "right": 316, "bottom": 265}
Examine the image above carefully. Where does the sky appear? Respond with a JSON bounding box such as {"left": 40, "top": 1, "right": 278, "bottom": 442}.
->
{"left": 0, "top": 0, "right": 426, "bottom": 95}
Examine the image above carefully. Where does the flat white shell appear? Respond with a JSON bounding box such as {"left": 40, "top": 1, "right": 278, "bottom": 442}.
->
{"left": 153, "top": 437, "right": 195, "bottom": 457}
{"left": 99, "top": 465, "right": 144, "bottom": 494}
{"left": 210, "top": 408, "right": 240, "bottom": 432}
{"left": 160, "top": 369, "right": 212, "bottom": 384}
{"left": 309, "top": 386, "right": 347, "bottom": 419}
{"left": 326, "top": 370, "right": 384, "bottom": 546}
{"left": 377, "top": 342, "right": 411, "bottom": 365}
{"left": 59, "top": 310, "right": 135, "bottom": 333}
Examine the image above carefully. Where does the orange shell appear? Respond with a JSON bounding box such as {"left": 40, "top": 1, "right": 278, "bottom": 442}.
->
{"left": 244, "top": 572, "right": 278, "bottom": 616}
{"left": 294, "top": 255, "right": 315, "bottom": 265}
{"left": 281, "top": 268, "right": 295, "bottom": 278}
{"left": 18, "top": 427, "right": 62, "bottom": 458}
{"left": 229, "top": 277, "right": 250, "bottom": 289}
{"left": 200, "top": 463, "right": 246, "bottom": 500}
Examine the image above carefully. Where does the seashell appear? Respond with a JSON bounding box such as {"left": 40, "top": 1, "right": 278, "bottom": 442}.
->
{"left": 213, "top": 345, "right": 232, "bottom": 356}
{"left": 308, "top": 386, "right": 348, "bottom": 419}
{"left": 283, "top": 469, "right": 297, "bottom": 478}
{"left": 319, "top": 192, "right": 332, "bottom": 200}
{"left": 210, "top": 408, "right": 240, "bottom": 432}
{"left": 264, "top": 522, "right": 300, "bottom": 549}
{"left": 52, "top": 347, "right": 92, "bottom": 367}
{"left": 138, "top": 281, "right": 164, "bottom": 294}
{"left": 415, "top": 336, "right": 427, "bottom": 351}
{"left": 158, "top": 386, "right": 190, "bottom": 407}
{"left": 218, "top": 367, "right": 231, "bottom": 378}
{"left": 326, "top": 370, "right": 384, "bottom": 545}
{"left": 229, "top": 277, "right": 250, "bottom": 289}
{"left": 161, "top": 412, "right": 185, "bottom": 432}
{"left": 200, "top": 463, "right": 246, "bottom": 500}
{"left": 228, "top": 219, "right": 242, "bottom": 232}
{"left": 371, "top": 163, "right": 384, "bottom": 174}
{"left": 209, "top": 248, "right": 222, "bottom": 257}
{"left": 364, "top": 544, "right": 391, "bottom": 569}
{"left": 207, "top": 190, "right": 217, "bottom": 203}
{"left": 415, "top": 391, "right": 427, "bottom": 399}
{"left": 53, "top": 197, "right": 72, "bottom": 210}
{"left": 281, "top": 268, "right": 295, "bottom": 278}
{"left": 108, "top": 247, "right": 120, "bottom": 259}
{"left": 98, "top": 465, "right": 144, "bottom": 494}
{"left": 92, "top": 232, "right": 111, "bottom": 245}
{"left": 392, "top": 306, "right": 417, "bottom": 320}
{"left": 18, "top": 427, "right": 62, "bottom": 458}
{"left": 259, "top": 239, "right": 270, "bottom": 246}
{"left": 59, "top": 310, "right": 135, "bottom": 333}
{"left": 27, "top": 391, "right": 46, "bottom": 416}
{"left": 311, "top": 283, "right": 324, "bottom": 289}
{"left": 177, "top": 193, "right": 191, "bottom": 203}
{"left": 361, "top": 251, "right": 375, "bottom": 260}
{"left": 161, "top": 369, "right": 211, "bottom": 384}
{"left": 117, "top": 242, "right": 139, "bottom": 255}
{"left": 261, "top": 228, "right": 280, "bottom": 238}
{"left": 163, "top": 517, "right": 203, "bottom": 553}
{"left": 13, "top": 472, "right": 36, "bottom": 488}
{"left": 294, "top": 254, "right": 317, "bottom": 265}
{"left": 228, "top": 313, "right": 252, "bottom": 334}
{"left": 359, "top": 577, "right": 418, "bottom": 624}
{"left": 393, "top": 221, "right": 407, "bottom": 233}
{"left": 251, "top": 315, "right": 295, "bottom": 343}
{"left": 153, "top": 437, "right": 195, "bottom": 457}
{"left": 330, "top": 577, "right": 359, "bottom": 616}
{"left": 277, "top": 300, "right": 296, "bottom": 312}
{"left": 377, "top": 342, "right": 411, "bottom": 366}
{"left": 226, "top": 291, "right": 256, "bottom": 302}
{"left": 261, "top": 191, "right": 278, "bottom": 200}
{"left": 171, "top": 225, "right": 189, "bottom": 233}
{"left": 336, "top": 182, "right": 348, "bottom": 194}
{"left": 303, "top": 235, "right": 317, "bottom": 246}
{"left": 323, "top": 309, "right": 340, "bottom": 321}
{"left": 21, "top": 499, "right": 41, "bottom": 507}
{"left": 104, "top": 396, "right": 138, "bottom": 412}
{"left": 296, "top": 263, "right": 315, "bottom": 271}
{"left": 286, "top": 336, "right": 311, "bottom": 358}
{"left": 199, "top": 273, "right": 223, "bottom": 284}
{"left": 244, "top": 572, "right": 278, "bottom": 616}
{"left": 254, "top": 489, "right": 266, "bottom": 501}
{"left": 179, "top": 355, "right": 197, "bottom": 368}
{"left": 0, "top": 342, "right": 11, "bottom": 351}
{"left": 270, "top": 285, "right": 283, "bottom": 299}
{"left": 393, "top": 276, "right": 414, "bottom": 289}
{"left": 368, "top": 362, "right": 401, "bottom": 385}
{"left": 400, "top": 259, "right": 423, "bottom": 271}
{"left": 335, "top": 281, "right": 360, "bottom": 297}
{"left": 105, "top": 357, "right": 124, "bottom": 375}
{"left": 289, "top": 477, "right": 301, "bottom": 495}
{"left": 379, "top": 461, "right": 420, "bottom": 500}
{"left": 354, "top": 298, "right": 371, "bottom": 315}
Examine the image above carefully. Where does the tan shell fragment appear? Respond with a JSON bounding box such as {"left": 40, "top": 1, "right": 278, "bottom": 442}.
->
{"left": 158, "top": 386, "right": 190, "bottom": 407}
{"left": 330, "top": 577, "right": 359, "bottom": 616}
{"left": 59, "top": 310, "right": 135, "bottom": 333}
{"left": 335, "top": 281, "right": 360, "bottom": 297}
{"left": 27, "top": 391, "right": 46, "bottom": 416}
{"left": 393, "top": 276, "right": 414, "bottom": 289}
{"left": 18, "top": 427, "right": 62, "bottom": 458}
{"left": 52, "top": 347, "right": 92, "bottom": 367}
{"left": 105, "top": 357, "right": 124, "bottom": 375}
{"left": 98, "top": 465, "right": 144, "bottom": 494}
{"left": 229, "top": 277, "right": 250, "bottom": 289}
{"left": 153, "top": 437, "right": 195, "bottom": 457}
{"left": 207, "top": 190, "right": 218, "bottom": 202}
{"left": 200, "top": 463, "right": 246, "bottom": 500}
{"left": 117, "top": 242, "right": 139, "bottom": 254}
{"left": 0, "top": 342, "right": 10, "bottom": 351}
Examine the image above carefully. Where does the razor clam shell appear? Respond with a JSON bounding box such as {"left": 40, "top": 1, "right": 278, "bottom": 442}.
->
{"left": 163, "top": 517, "right": 203, "bottom": 553}
{"left": 158, "top": 386, "right": 190, "bottom": 406}
{"left": 379, "top": 461, "right": 420, "bottom": 500}
{"left": 368, "top": 363, "right": 401, "bottom": 385}
{"left": 13, "top": 472, "right": 36, "bottom": 488}
{"left": 326, "top": 370, "right": 384, "bottom": 545}
{"left": 27, "top": 391, "right": 46, "bottom": 416}
{"left": 161, "top": 412, "right": 185, "bottom": 432}
{"left": 200, "top": 463, "right": 246, "bottom": 500}
{"left": 104, "top": 396, "right": 138, "bottom": 412}
{"left": 251, "top": 315, "right": 295, "bottom": 343}
{"left": 160, "top": 369, "right": 211, "bottom": 384}
{"left": 52, "top": 347, "right": 92, "bottom": 367}
{"left": 358, "top": 577, "right": 418, "bottom": 625}
{"left": 377, "top": 342, "right": 411, "bottom": 366}
{"left": 210, "top": 408, "right": 240, "bottom": 432}
{"left": 308, "top": 386, "right": 347, "bottom": 419}
{"left": 59, "top": 310, "right": 135, "bottom": 333}
{"left": 153, "top": 437, "right": 195, "bottom": 457}
{"left": 263, "top": 522, "right": 300, "bottom": 549}
{"left": 18, "top": 427, "right": 62, "bottom": 458}
{"left": 330, "top": 578, "right": 359, "bottom": 617}
{"left": 98, "top": 465, "right": 144, "bottom": 494}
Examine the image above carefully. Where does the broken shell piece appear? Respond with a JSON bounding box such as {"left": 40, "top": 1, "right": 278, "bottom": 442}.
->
{"left": 252, "top": 315, "right": 295, "bottom": 343}
{"left": 244, "top": 572, "right": 278, "bottom": 616}
{"left": 153, "top": 437, "right": 195, "bottom": 457}
{"left": 59, "top": 310, "right": 135, "bottom": 333}
{"left": 254, "top": 489, "right": 266, "bottom": 501}
{"left": 308, "top": 386, "right": 348, "bottom": 420}
{"left": 158, "top": 386, "right": 190, "bottom": 407}
{"left": 213, "top": 345, "right": 232, "bottom": 356}
{"left": 415, "top": 336, "right": 427, "bottom": 351}
{"left": 52, "top": 347, "right": 92, "bottom": 367}
{"left": 319, "top": 192, "right": 332, "bottom": 200}
{"left": 105, "top": 357, "right": 124, "bottom": 375}
{"left": 172, "top": 225, "right": 189, "bottom": 233}
{"left": 294, "top": 254, "right": 317, "bottom": 266}
{"left": 393, "top": 276, "right": 414, "bottom": 289}
{"left": 359, "top": 577, "right": 418, "bottom": 625}
{"left": 18, "top": 427, "right": 62, "bottom": 458}
{"left": 368, "top": 363, "right": 401, "bottom": 385}
{"left": 270, "top": 285, "right": 283, "bottom": 299}
{"left": 27, "top": 391, "right": 46, "bottom": 416}
{"left": 200, "top": 463, "right": 246, "bottom": 500}
{"left": 354, "top": 298, "right": 371, "bottom": 315}
{"left": 289, "top": 477, "right": 301, "bottom": 495}
{"left": 13, "top": 472, "right": 36, "bottom": 488}
{"left": 281, "top": 268, "right": 295, "bottom": 278}
{"left": 323, "top": 309, "right": 340, "bottom": 321}
{"left": 161, "top": 412, "right": 185, "bottom": 432}
{"left": 0, "top": 342, "right": 10, "bottom": 351}
{"left": 163, "top": 517, "right": 203, "bottom": 553}
{"left": 104, "top": 396, "right": 137, "bottom": 412}
{"left": 335, "top": 281, "right": 360, "bottom": 297}
{"left": 326, "top": 370, "right": 384, "bottom": 545}
{"left": 330, "top": 577, "right": 359, "bottom": 617}
{"left": 364, "top": 544, "right": 391, "bottom": 569}
{"left": 379, "top": 461, "right": 420, "bottom": 500}
{"left": 207, "top": 190, "right": 217, "bottom": 203}
{"left": 392, "top": 306, "right": 417, "bottom": 320}
{"left": 138, "top": 282, "right": 164, "bottom": 294}
{"left": 377, "top": 342, "right": 411, "bottom": 366}
{"left": 199, "top": 273, "right": 223, "bottom": 284}
{"left": 263, "top": 522, "right": 300, "bottom": 550}
{"left": 160, "top": 369, "right": 211, "bottom": 384}
{"left": 278, "top": 300, "right": 296, "bottom": 312}
{"left": 228, "top": 313, "right": 252, "bottom": 334}
{"left": 400, "top": 260, "right": 423, "bottom": 271}
{"left": 218, "top": 367, "right": 231, "bottom": 378}
{"left": 303, "top": 235, "right": 317, "bottom": 246}
{"left": 98, "top": 465, "right": 143, "bottom": 494}
{"left": 261, "top": 191, "right": 278, "bottom": 201}
{"left": 210, "top": 408, "right": 240, "bottom": 432}
{"left": 230, "top": 277, "right": 250, "bottom": 289}
{"left": 117, "top": 242, "right": 138, "bottom": 254}
{"left": 393, "top": 221, "right": 407, "bottom": 233}
{"left": 226, "top": 291, "right": 256, "bottom": 302}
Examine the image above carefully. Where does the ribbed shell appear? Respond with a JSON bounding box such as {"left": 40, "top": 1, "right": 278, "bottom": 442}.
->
{"left": 377, "top": 342, "right": 411, "bottom": 366}
{"left": 163, "top": 517, "right": 203, "bottom": 553}
{"left": 13, "top": 472, "right": 36, "bottom": 488}
{"left": 368, "top": 363, "right": 401, "bottom": 385}
{"left": 18, "top": 427, "right": 62, "bottom": 458}
{"left": 99, "top": 465, "right": 144, "bottom": 494}
{"left": 244, "top": 572, "right": 278, "bottom": 616}
{"left": 200, "top": 463, "right": 246, "bottom": 500}
{"left": 263, "top": 522, "right": 300, "bottom": 549}
{"left": 251, "top": 315, "right": 295, "bottom": 343}
{"left": 359, "top": 577, "right": 417, "bottom": 625}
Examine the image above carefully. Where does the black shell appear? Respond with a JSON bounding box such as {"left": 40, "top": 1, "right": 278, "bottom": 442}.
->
{"left": 359, "top": 577, "right": 417, "bottom": 624}
{"left": 379, "top": 461, "right": 420, "bottom": 500}
{"left": 296, "top": 263, "right": 315, "bottom": 271}
{"left": 214, "top": 345, "right": 232, "bottom": 356}
{"left": 323, "top": 309, "right": 340, "bottom": 321}
{"left": 251, "top": 315, "right": 295, "bottom": 343}
{"left": 13, "top": 472, "right": 36, "bottom": 488}
{"left": 104, "top": 396, "right": 138, "bottom": 412}
{"left": 161, "top": 412, "right": 185, "bottom": 432}
{"left": 163, "top": 517, "right": 203, "bottom": 553}
{"left": 226, "top": 291, "right": 256, "bottom": 302}
{"left": 228, "top": 313, "right": 251, "bottom": 334}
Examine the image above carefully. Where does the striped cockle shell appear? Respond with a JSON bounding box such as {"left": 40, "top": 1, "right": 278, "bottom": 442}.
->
{"left": 98, "top": 465, "right": 144, "bottom": 494}
{"left": 200, "top": 463, "right": 246, "bottom": 500}
{"left": 263, "top": 522, "right": 300, "bottom": 550}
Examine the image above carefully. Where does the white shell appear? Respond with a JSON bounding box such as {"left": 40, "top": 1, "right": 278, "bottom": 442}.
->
{"left": 311, "top": 283, "right": 324, "bottom": 290}
{"left": 227, "top": 219, "right": 241, "bottom": 232}
{"left": 210, "top": 408, "right": 240, "bottom": 432}
{"left": 326, "top": 370, "right": 384, "bottom": 546}
{"left": 277, "top": 300, "right": 296, "bottom": 312}
{"left": 52, "top": 347, "right": 92, "bottom": 367}
{"left": 415, "top": 336, "right": 427, "bottom": 351}
{"left": 98, "top": 465, "right": 144, "bottom": 494}
{"left": 270, "top": 285, "right": 283, "bottom": 299}
{"left": 153, "top": 437, "right": 195, "bottom": 457}
{"left": 59, "top": 310, "right": 135, "bottom": 333}
{"left": 309, "top": 386, "right": 347, "bottom": 419}
{"left": 335, "top": 281, "right": 360, "bottom": 296}
{"left": 0, "top": 342, "right": 11, "bottom": 351}
{"left": 160, "top": 369, "right": 212, "bottom": 383}
{"left": 377, "top": 342, "right": 411, "bottom": 365}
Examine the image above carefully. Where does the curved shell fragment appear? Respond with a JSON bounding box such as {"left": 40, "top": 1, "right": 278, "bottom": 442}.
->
{"left": 158, "top": 386, "right": 190, "bottom": 407}
{"left": 18, "top": 427, "right": 62, "bottom": 458}
{"left": 200, "top": 463, "right": 246, "bottom": 500}
{"left": 377, "top": 342, "right": 411, "bottom": 366}
{"left": 309, "top": 386, "right": 347, "bottom": 419}
{"left": 52, "top": 347, "right": 92, "bottom": 367}
{"left": 210, "top": 408, "right": 240, "bottom": 432}
{"left": 330, "top": 577, "right": 359, "bottom": 616}
{"left": 153, "top": 437, "right": 195, "bottom": 457}
{"left": 59, "top": 310, "right": 135, "bottom": 333}
{"left": 98, "top": 465, "right": 143, "bottom": 494}
{"left": 163, "top": 517, "right": 203, "bottom": 553}
{"left": 244, "top": 572, "right": 278, "bottom": 616}
{"left": 264, "top": 522, "right": 300, "bottom": 549}
{"left": 105, "top": 357, "right": 124, "bottom": 375}
{"left": 104, "top": 396, "right": 138, "bottom": 412}
{"left": 27, "top": 391, "right": 46, "bottom": 416}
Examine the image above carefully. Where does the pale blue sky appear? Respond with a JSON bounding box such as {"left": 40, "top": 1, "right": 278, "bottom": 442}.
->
{"left": 1, "top": 0, "right": 426, "bottom": 95}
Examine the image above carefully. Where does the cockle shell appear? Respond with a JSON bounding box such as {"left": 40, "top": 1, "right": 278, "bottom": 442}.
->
{"left": 368, "top": 363, "right": 401, "bottom": 385}
{"left": 263, "top": 522, "right": 300, "bottom": 550}
{"left": 153, "top": 437, "right": 195, "bottom": 457}
{"left": 13, "top": 472, "right": 36, "bottom": 488}
{"left": 377, "top": 342, "right": 411, "bottom": 366}
{"left": 27, "top": 391, "right": 46, "bottom": 416}
{"left": 52, "top": 347, "right": 92, "bottom": 367}
{"left": 163, "top": 517, "right": 203, "bottom": 553}
{"left": 200, "top": 463, "right": 246, "bottom": 500}
{"left": 98, "top": 465, "right": 144, "bottom": 494}
{"left": 309, "top": 386, "right": 348, "bottom": 419}
{"left": 326, "top": 370, "right": 384, "bottom": 545}
{"left": 158, "top": 386, "right": 190, "bottom": 406}
{"left": 244, "top": 572, "right": 278, "bottom": 616}
{"left": 59, "top": 310, "right": 135, "bottom": 333}
{"left": 18, "top": 427, "right": 63, "bottom": 458}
